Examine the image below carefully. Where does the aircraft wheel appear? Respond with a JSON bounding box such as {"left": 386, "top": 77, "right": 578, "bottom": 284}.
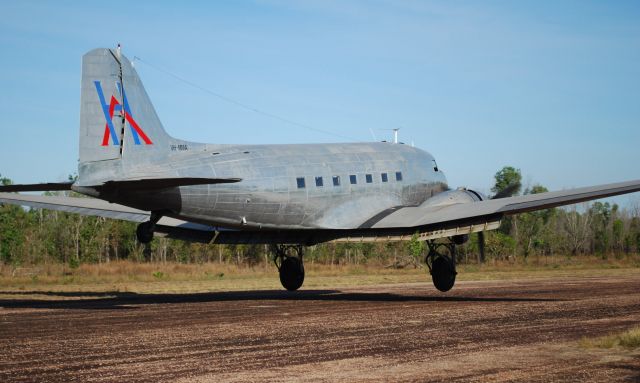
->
{"left": 279, "top": 257, "right": 305, "bottom": 291}
{"left": 136, "top": 221, "right": 154, "bottom": 244}
{"left": 431, "top": 256, "right": 456, "bottom": 292}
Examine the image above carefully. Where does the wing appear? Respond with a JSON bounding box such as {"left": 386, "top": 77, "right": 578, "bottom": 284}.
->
{"left": 0, "top": 177, "right": 241, "bottom": 193}
{"left": 0, "top": 192, "right": 223, "bottom": 231}
{"left": 0, "top": 192, "right": 150, "bottom": 222}
{"left": 370, "top": 179, "right": 640, "bottom": 229}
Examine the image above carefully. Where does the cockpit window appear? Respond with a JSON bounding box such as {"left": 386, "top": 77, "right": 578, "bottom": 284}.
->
{"left": 432, "top": 160, "right": 439, "bottom": 172}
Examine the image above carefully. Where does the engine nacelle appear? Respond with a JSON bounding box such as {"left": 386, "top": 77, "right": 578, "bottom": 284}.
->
{"left": 419, "top": 188, "right": 487, "bottom": 246}
{"left": 419, "top": 187, "right": 486, "bottom": 209}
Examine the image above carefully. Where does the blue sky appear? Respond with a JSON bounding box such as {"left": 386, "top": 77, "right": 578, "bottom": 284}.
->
{"left": 1, "top": 1, "right": 639, "bottom": 205}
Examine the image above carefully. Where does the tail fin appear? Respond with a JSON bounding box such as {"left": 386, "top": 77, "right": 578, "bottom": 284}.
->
{"left": 79, "top": 47, "right": 172, "bottom": 164}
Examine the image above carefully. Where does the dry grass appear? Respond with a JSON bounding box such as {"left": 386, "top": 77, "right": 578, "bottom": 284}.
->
{"left": 0, "top": 255, "right": 638, "bottom": 295}
{"left": 0, "top": 261, "right": 428, "bottom": 295}
{"left": 580, "top": 327, "right": 640, "bottom": 350}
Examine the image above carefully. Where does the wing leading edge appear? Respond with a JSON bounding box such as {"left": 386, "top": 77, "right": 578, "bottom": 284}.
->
{"left": 371, "top": 179, "right": 640, "bottom": 229}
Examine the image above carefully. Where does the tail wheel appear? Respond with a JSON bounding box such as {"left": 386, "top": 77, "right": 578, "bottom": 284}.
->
{"left": 430, "top": 256, "right": 456, "bottom": 292}
{"left": 279, "top": 257, "right": 305, "bottom": 291}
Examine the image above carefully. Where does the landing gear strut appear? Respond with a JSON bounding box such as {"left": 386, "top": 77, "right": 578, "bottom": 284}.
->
{"left": 425, "top": 240, "right": 457, "bottom": 292}
{"left": 136, "top": 212, "right": 162, "bottom": 244}
{"left": 271, "top": 244, "right": 305, "bottom": 291}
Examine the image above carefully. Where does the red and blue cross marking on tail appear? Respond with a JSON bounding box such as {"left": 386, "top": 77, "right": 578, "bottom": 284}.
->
{"left": 94, "top": 81, "right": 153, "bottom": 146}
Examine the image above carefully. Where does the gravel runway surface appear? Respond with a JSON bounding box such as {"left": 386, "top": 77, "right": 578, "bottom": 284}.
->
{"left": 1, "top": 275, "right": 640, "bottom": 382}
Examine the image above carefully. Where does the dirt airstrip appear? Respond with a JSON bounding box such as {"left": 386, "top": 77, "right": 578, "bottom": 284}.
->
{"left": 1, "top": 275, "right": 639, "bottom": 382}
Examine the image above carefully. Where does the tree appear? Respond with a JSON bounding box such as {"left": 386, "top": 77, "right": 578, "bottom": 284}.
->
{"left": 589, "top": 202, "right": 616, "bottom": 256}
{"left": 407, "top": 233, "right": 424, "bottom": 259}
{"left": 630, "top": 217, "right": 640, "bottom": 254}
{"left": 491, "top": 166, "right": 522, "bottom": 198}
{"left": 516, "top": 184, "right": 552, "bottom": 258}
{"left": 562, "top": 204, "right": 592, "bottom": 256}
{"left": 0, "top": 174, "right": 11, "bottom": 186}
{"left": 492, "top": 166, "right": 522, "bottom": 251}
{"left": 485, "top": 231, "right": 516, "bottom": 260}
{"left": 0, "top": 204, "right": 24, "bottom": 264}
{"left": 612, "top": 218, "right": 624, "bottom": 255}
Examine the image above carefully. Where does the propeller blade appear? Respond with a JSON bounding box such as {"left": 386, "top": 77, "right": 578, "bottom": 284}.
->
{"left": 491, "top": 182, "right": 520, "bottom": 199}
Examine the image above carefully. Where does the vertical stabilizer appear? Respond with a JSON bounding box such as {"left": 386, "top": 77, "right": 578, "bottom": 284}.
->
{"left": 79, "top": 48, "right": 172, "bottom": 165}
{"left": 80, "top": 49, "right": 123, "bottom": 162}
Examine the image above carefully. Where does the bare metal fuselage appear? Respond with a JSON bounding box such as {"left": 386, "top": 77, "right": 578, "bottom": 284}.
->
{"left": 76, "top": 141, "right": 447, "bottom": 230}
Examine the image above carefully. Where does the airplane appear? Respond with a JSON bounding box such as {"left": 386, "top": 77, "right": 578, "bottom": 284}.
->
{"left": 1, "top": 47, "right": 639, "bottom": 292}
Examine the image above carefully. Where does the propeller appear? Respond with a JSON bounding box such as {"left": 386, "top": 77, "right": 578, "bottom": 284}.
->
{"left": 491, "top": 182, "right": 521, "bottom": 200}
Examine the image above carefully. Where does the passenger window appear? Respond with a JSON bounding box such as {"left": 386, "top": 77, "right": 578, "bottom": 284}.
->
{"left": 365, "top": 174, "right": 373, "bottom": 183}
{"left": 332, "top": 176, "right": 340, "bottom": 186}
{"left": 350, "top": 175, "right": 357, "bottom": 184}
{"left": 381, "top": 173, "right": 388, "bottom": 182}
{"left": 395, "top": 171, "right": 403, "bottom": 181}
{"left": 315, "top": 176, "right": 323, "bottom": 187}
{"left": 296, "top": 177, "right": 306, "bottom": 189}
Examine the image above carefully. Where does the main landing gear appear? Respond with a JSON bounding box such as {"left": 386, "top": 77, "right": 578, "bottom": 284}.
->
{"left": 425, "top": 239, "right": 458, "bottom": 292}
{"left": 136, "top": 212, "right": 162, "bottom": 244}
{"left": 271, "top": 244, "right": 305, "bottom": 291}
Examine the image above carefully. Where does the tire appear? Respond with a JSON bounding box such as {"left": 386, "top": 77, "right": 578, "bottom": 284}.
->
{"left": 136, "top": 221, "right": 154, "bottom": 244}
{"left": 431, "top": 256, "right": 456, "bottom": 292}
{"left": 279, "top": 257, "right": 305, "bottom": 291}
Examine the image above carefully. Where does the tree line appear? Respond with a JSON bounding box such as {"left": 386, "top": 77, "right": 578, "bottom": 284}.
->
{"left": 1, "top": 168, "right": 639, "bottom": 267}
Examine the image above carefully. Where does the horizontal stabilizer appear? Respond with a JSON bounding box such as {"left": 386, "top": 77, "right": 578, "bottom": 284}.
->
{"left": 0, "top": 182, "right": 73, "bottom": 192}
{"left": 92, "top": 177, "right": 242, "bottom": 191}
